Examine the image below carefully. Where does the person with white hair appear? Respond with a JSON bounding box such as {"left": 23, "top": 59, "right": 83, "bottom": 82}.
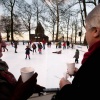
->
{"left": 53, "top": 4, "right": 100, "bottom": 100}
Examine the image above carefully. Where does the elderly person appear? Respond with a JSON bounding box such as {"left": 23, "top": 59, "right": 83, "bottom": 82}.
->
{"left": 0, "top": 34, "right": 45, "bottom": 100}
{"left": 53, "top": 4, "right": 100, "bottom": 100}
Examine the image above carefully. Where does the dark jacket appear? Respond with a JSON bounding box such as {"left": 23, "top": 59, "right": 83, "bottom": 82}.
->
{"left": 0, "top": 59, "right": 16, "bottom": 100}
{"left": 73, "top": 49, "right": 79, "bottom": 59}
{"left": 32, "top": 44, "right": 36, "bottom": 49}
{"left": 14, "top": 41, "right": 18, "bottom": 48}
{"left": 25, "top": 47, "right": 32, "bottom": 54}
{"left": 38, "top": 43, "right": 42, "bottom": 49}
{"left": 55, "top": 46, "right": 100, "bottom": 100}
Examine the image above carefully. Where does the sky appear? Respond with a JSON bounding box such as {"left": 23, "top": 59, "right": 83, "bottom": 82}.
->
{"left": 0, "top": 6, "right": 3, "bottom": 15}
{"left": 25, "top": 0, "right": 32, "bottom": 4}
{"left": 0, "top": 0, "right": 32, "bottom": 15}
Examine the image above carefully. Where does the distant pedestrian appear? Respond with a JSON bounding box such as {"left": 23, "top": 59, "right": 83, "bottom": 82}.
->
{"left": 47, "top": 41, "right": 51, "bottom": 48}
{"left": 38, "top": 42, "right": 42, "bottom": 54}
{"left": 25, "top": 45, "right": 32, "bottom": 59}
{"left": 1, "top": 40, "right": 8, "bottom": 52}
{"left": 58, "top": 41, "right": 61, "bottom": 48}
{"left": 56, "top": 42, "right": 58, "bottom": 48}
{"left": 71, "top": 42, "right": 74, "bottom": 49}
{"left": 14, "top": 40, "right": 18, "bottom": 53}
{"left": 73, "top": 49, "right": 79, "bottom": 63}
{"left": 42, "top": 39, "right": 46, "bottom": 49}
{"left": 32, "top": 43, "right": 37, "bottom": 53}
{"left": 66, "top": 40, "right": 70, "bottom": 49}
{"left": 62, "top": 41, "right": 66, "bottom": 49}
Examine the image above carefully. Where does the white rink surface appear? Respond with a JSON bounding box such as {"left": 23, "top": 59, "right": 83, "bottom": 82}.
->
{"left": 2, "top": 42, "right": 88, "bottom": 88}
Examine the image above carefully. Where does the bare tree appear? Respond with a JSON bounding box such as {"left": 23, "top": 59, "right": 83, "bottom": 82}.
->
{"left": 78, "top": 0, "right": 98, "bottom": 45}
{"left": 42, "top": 10, "right": 56, "bottom": 42}
{"left": 42, "top": 0, "right": 66, "bottom": 41}
{"left": 0, "top": 15, "right": 22, "bottom": 41}
{"left": 17, "top": 0, "right": 33, "bottom": 40}
{"left": 1, "top": 0, "right": 18, "bottom": 41}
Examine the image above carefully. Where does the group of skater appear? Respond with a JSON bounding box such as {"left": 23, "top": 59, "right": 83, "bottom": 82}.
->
{"left": 25, "top": 42, "right": 45, "bottom": 59}
{"left": 1, "top": 38, "right": 80, "bottom": 63}
{"left": 56, "top": 41, "right": 74, "bottom": 49}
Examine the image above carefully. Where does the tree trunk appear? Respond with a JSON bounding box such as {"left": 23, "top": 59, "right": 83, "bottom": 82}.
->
{"left": 29, "top": 22, "right": 31, "bottom": 40}
{"left": 55, "top": 0, "right": 59, "bottom": 41}
{"left": 11, "top": 8, "right": 14, "bottom": 41}
{"left": 7, "top": 32, "right": 10, "bottom": 41}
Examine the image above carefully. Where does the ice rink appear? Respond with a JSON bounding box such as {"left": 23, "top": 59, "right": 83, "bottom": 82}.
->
{"left": 1, "top": 42, "right": 88, "bottom": 88}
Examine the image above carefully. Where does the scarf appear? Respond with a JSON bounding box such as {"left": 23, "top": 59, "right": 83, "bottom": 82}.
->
{"left": 0, "top": 59, "right": 17, "bottom": 86}
{"left": 81, "top": 41, "right": 100, "bottom": 64}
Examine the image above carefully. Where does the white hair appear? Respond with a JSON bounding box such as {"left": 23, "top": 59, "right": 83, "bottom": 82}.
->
{"left": 85, "top": 4, "right": 100, "bottom": 29}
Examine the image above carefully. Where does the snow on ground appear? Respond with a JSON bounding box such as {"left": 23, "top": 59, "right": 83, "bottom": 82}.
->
{"left": 2, "top": 42, "right": 88, "bottom": 88}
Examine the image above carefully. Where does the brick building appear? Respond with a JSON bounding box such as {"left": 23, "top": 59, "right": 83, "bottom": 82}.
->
{"left": 30, "top": 22, "right": 48, "bottom": 42}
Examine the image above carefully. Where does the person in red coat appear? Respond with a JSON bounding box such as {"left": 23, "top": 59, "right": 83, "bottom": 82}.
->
{"left": 42, "top": 39, "right": 46, "bottom": 49}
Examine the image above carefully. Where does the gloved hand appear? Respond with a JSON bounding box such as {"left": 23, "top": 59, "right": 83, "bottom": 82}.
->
{"left": 34, "top": 84, "right": 45, "bottom": 93}
{"left": 11, "top": 72, "right": 38, "bottom": 100}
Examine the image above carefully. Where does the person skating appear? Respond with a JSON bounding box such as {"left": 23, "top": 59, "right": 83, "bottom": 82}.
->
{"left": 1, "top": 40, "right": 8, "bottom": 52}
{"left": 38, "top": 42, "right": 42, "bottom": 54}
{"left": 32, "top": 43, "right": 37, "bottom": 53}
{"left": 14, "top": 40, "right": 18, "bottom": 53}
{"left": 25, "top": 45, "right": 32, "bottom": 59}
{"left": 73, "top": 49, "right": 79, "bottom": 64}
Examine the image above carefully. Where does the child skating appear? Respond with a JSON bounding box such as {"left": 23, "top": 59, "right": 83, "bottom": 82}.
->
{"left": 25, "top": 45, "right": 32, "bottom": 59}
{"left": 73, "top": 49, "right": 79, "bottom": 64}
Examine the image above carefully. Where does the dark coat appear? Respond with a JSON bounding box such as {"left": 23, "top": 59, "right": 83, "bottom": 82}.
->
{"left": 0, "top": 59, "right": 16, "bottom": 100}
{"left": 25, "top": 47, "right": 32, "bottom": 54}
{"left": 32, "top": 44, "right": 36, "bottom": 49}
{"left": 73, "top": 49, "right": 79, "bottom": 59}
{"left": 1, "top": 41, "right": 6, "bottom": 47}
{"left": 14, "top": 41, "right": 18, "bottom": 48}
{"left": 55, "top": 46, "right": 100, "bottom": 100}
{"left": 38, "top": 43, "right": 42, "bottom": 49}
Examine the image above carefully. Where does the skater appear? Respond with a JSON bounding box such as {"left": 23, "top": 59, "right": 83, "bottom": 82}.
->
{"left": 32, "top": 42, "right": 37, "bottom": 53}
{"left": 38, "top": 42, "right": 42, "bottom": 54}
{"left": 1, "top": 40, "right": 8, "bottom": 52}
{"left": 14, "top": 40, "right": 18, "bottom": 53}
{"left": 52, "top": 50, "right": 62, "bottom": 54}
{"left": 73, "top": 49, "right": 79, "bottom": 63}
{"left": 42, "top": 39, "right": 46, "bottom": 49}
{"left": 25, "top": 45, "right": 32, "bottom": 59}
